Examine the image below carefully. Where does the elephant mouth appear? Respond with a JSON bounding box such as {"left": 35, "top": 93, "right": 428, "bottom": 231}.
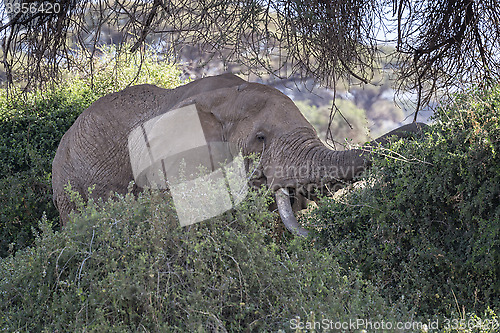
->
{"left": 270, "top": 179, "right": 346, "bottom": 237}
{"left": 261, "top": 177, "right": 309, "bottom": 237}
{"left": 275, "top": 187, "right": 309, "bottom": 237}
{"left": 251, "top": 173, "right": 326, "bottom": 237}
{"left": 248, "top": 173, "right": 308, "bottom": 236}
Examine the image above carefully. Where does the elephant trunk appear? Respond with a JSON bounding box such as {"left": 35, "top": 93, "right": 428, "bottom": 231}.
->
{"left": 265, "top": 128, "right": 371, "bottom": 237}
{"left": 271, "top": 123, "right": 427, "bottom": 236}
{"left": 264, "top": 128, "right": 369, "bottom": 191}
{"left": 274, "top": 147, "right": 369, "bottom": 237}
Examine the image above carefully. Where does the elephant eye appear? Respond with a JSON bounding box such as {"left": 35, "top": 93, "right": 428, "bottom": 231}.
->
{"left": 256, "top": 132, "right": 266, "bottom": 142}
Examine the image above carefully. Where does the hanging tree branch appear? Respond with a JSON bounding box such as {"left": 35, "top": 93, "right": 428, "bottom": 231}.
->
{"left": 0, "top": 0, "right": 498, "bottom": 111}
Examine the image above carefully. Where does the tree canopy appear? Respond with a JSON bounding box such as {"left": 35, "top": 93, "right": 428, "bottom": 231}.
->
{"left": 1, "top": 0, "right": 499, "bottom": 113}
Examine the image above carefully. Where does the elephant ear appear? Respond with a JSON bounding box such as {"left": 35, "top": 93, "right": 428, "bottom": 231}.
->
{"left": 171, "top": 86, "right": 243, "bottom": 144}
{"left": 128, "top": 87, "right": 240, "bottom": 189}
{"left": 127, "top": 88, "right": 248, "bottom": 227}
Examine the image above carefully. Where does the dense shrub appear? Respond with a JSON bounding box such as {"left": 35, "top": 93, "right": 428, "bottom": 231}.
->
{"left": 0, "top": 48, "right": 185, "bottom": 257}
{"left": 0, "top": 89, "right": 88, "bottom": 257}
{"left": 0, "top": 188, "right": 407, "bottom": 332}
{"left": 310, "top": 86, "right": 500, "bottom": 317}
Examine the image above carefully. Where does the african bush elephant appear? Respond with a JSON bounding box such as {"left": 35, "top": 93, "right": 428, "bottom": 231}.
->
{"left": 52, "top": 73, "right": 426, "bottom": 236}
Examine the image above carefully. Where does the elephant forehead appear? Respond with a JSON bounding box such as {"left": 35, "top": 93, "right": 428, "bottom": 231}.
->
{"left": 234, "top": 92, "right": 268, "bottom": 112}
{"left": 260, "top": 99, "right": 312, "bottom": 128}
{"left": 234, "top": 83, "right": 291, "bottom": 108}
{"left": 238, "top": 94, "right": 298, "bottom": 116}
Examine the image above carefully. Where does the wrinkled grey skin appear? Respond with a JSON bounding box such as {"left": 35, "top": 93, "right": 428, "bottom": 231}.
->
{"left": 52, "top": 73, "right": 426, "bottom": 234}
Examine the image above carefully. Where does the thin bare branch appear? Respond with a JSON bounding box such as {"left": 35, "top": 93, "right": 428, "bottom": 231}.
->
{"left": 0, "top": 0, "right": 498, "bottom": 111}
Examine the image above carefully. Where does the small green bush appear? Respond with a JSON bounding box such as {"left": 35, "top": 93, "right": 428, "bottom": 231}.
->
{"left": 311, "top": 85, "right": 500, "bottom": 317}
{"left": 0, "top": 89, "right": 87, "bottom": 257}
{"left": 0, "top": 48, "right": 185, "bottom": 257}
{"left": 0, "top": 188, "right": 406, "bottom": 332}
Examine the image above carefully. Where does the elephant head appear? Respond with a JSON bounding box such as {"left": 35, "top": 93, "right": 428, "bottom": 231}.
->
{"left": 52, "top": 73, "right": 426, "bottom": 235}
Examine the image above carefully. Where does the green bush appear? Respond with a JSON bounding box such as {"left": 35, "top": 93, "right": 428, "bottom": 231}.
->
{"left": 0, "top": 188, "right": 406, "bottom": 332}
{"left": 0, "top": 48, "right": 186, "bottom": 257}
{"left": 310, "top": 85, "right": 500, "bottom": 317}
{"left": 0, "top": 89, "right": 88, "bottom": 257}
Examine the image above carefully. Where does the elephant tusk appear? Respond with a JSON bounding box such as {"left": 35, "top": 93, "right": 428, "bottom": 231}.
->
{"left": 275, "top": 188, "right": 309, "bottom": 237}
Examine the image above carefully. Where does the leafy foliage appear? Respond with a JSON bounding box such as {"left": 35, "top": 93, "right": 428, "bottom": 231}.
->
{"left": 0, "top": 50, "right": 185, "bottom": 257}
{"left": 0, "top": 188, "right": 404, "bottom": 332}
{"left": 311, "top": 85, "right": 500, "bottom": 316}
